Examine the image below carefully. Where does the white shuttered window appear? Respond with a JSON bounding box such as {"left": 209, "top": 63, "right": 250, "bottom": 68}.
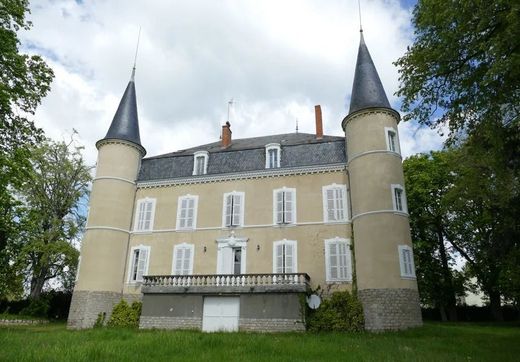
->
{"left": 273, "top": 240, "right": 297, "bottom": 273}
{"left": 222, "top": 192, "right": 245, "bottom": 227}
{"left": 322, "top": 184, "right": 348, "bottom": 222}
{"left": 325, "top": 238, "right": 352, "bottom": 282}
{"left": 273, "top": 188, "right": 296, "bottom": 225}
{"left": 134, "top": 198, "right": 156, "bottom": 232}
{"left": 128, "top": 245, "right": 150, "bottom": 283}
{"left": 172, "top": 243, "right": 194, "bottom": 275}
{"left": 176, "top": 195, "right": 198, "bottom": 230}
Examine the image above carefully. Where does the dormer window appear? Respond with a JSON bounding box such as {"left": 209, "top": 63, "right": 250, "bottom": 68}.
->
{"left": 265, "top": 143, "right": 281, "bottom": 169}
{"left": 193, "top": 151, "right": 209, "bottom": 175}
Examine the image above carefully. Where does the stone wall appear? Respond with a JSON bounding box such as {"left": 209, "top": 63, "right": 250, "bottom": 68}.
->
{"left": 239, "top": 318, "right": 305, "bottom": 332}
{"left": 140, "top": 316, "right": 201, "bottom": 330}
{"left": 358, "top": 288, "right": 422, "bottom": 331}
{"left": 67, "top": 290, "right": 142, "bottom": 329}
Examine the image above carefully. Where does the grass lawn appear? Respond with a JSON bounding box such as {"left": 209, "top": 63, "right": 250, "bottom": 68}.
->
{"left": 1, "top": 322, "right": 519, "bottom": 361}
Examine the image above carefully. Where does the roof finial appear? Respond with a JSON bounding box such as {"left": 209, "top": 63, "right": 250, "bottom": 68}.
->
{"left": 131, "top": 26, "right": 141, "bottom": 82}
{"left": 358, "top": 0, "right": 363, "bottom": 33}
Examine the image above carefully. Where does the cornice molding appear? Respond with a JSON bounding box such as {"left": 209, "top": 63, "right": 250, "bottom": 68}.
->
{"left": 96, "top": 138, "right": 146, "bottom": 157}
{"left": 137, "top": 163, "right": 347, "bottom": 189}
{"left": 341, "top": 107, "right": 400, "bottom": 131}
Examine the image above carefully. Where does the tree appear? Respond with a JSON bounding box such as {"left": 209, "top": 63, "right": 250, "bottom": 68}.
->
{"left": 395, "top": 0, "right": 520, "bottom": 136}
{"left": 15, "top": 138, "right": 91, "bottom": 300}
{"left": 0, "top": 0, "right": 54, "bottom": 298}
{"left": 404, "top": 151, "right": 464, "bottom": 321}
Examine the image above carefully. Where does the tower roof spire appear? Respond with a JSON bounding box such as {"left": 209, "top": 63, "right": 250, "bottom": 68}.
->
{"left": 348, "top": 31, "right": 391, "bottom": 114}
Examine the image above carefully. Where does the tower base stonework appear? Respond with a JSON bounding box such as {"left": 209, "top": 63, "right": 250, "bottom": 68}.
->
{"left": 67, "top": 291, "right": 143, "bottom": 329}
{"left": 358, "top": 288, "right": 422, "bottom": 331}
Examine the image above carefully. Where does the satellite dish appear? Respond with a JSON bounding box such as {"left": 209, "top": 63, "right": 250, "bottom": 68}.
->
{"left": 306, "top": 294, "right": 321, "bottom": 309}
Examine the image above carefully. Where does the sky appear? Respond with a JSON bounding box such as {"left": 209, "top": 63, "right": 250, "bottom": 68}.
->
{"left": 21, "top": 0, "right": 446, "bottom": 166}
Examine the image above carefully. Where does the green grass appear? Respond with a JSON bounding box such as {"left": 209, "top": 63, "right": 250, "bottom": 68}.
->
{"left": 1, "top": 322, "right": 519, "bottom": 361}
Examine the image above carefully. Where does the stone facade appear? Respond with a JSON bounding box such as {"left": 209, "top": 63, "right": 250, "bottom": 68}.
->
{"left": 140, "top": 316, "right": 201, "bottom": 330}
{"left": 67, "top": 290, "right": 142, "bottom": 329}
{"left": 358, "top": 288, "right": 423, "bottom": 331}
{"left": 239, "top": 318, "right": 305, "bottom": 332}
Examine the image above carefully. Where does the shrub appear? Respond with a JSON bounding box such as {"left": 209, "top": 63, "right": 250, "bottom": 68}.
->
{"left": 106, "top": 300, "right": 142, "bottom": 328}
{"left": 19, "top": 297, "right": 50, "bottom": 318}
{"left": 307, "top": 290, "right": 364, "bottom": 332}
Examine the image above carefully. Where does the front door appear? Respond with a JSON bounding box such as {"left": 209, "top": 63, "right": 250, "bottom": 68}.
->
{"left": 217, "top": 245, "right": 246, "bottom": 274}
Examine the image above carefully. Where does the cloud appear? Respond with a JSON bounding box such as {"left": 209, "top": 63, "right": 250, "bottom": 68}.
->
{"left": 20, "top": 0, "right": 437, "bottom": 166}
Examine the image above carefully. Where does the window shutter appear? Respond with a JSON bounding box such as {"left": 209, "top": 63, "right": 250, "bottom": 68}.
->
{"left": 179, "top": 199, "right": 187, "bottom": 228}
{"left": 285, "top": 243, "right": 294, "bottom": 273}
{"left": 183, "top": 247, "right": 192, "bottom": 274}
{"left": 225, "top": 194, "right": 233, "bottom": 226}
{"left": 276, "top": 191, "right": 284, "bottom": 224}
{"left": 326, "top": 189, "right": 335, "bottom": 221}
{"left": 399, "top": 246, "right": 407, "bottom": 276}
{"left": 143, "top": 201, "right": 153, "bottom": 230}
{"left": 186, "top": 198, "right": 194, "bottom": 228}
{"left": 336, "top": 189, "right": 345, "bottom": 220}
{"left": 137, "top": 202, "right": 146, "bottom": 230}
{"left": 328, "top": 242, "right": 338, "bottom": 279}
{"left": 285, "top": 191, "right": 293, "bottom": 223}
{"left": 136, "top": 248, "right": 148, "bottom": 281}
{"left": 232, "top": 194, "right": 242, "bottom": 226}
{"left": 338, "top": 242, "right": 348, "bottom": 279}
{"left": 275, "top": 243, "right": 284, "bottom": 273}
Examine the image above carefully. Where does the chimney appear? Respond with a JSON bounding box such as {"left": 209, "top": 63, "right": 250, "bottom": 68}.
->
{"left": 315, "top": 105, "right": 323, "bottom": 139}
{"left": 221, "top": 121, "right": 232, "bottom": 148}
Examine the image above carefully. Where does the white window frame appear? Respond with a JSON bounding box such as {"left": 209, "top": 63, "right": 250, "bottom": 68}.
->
{"left": 272, "top": 239, "right": 297, "bottom": 273}
{"left": 222, "top": 191, "right": 245, "bottom": 227}
{"left": 133, "top": 197, "right": 156, "bottom": 232}
{"left": 273, "top": 187, "right": 297, "bottom": 225}
{"left": 192, "top": 150, "right": 209, "bottom": 175}
{"left": 324, "top": 237, "right": 352, "bottom": 282}
{"left": 176, "top": 195, "right": 198, "bottom": 231}
{"left": 398, "top": 244, "right": 416, "bottom": 279}
{"left": 322, "top": 184, "right": 349, "bottom": 222}
{"left": 391, "top": 184, "right": 408, "bottom": 213}
{"left": 265, "top": 143, "right": 281, "bottom": 169}
{"left": 172, "top": 243, "right": 195, "bottom": 275}
{"left": 127, "top": 244, "right": 151, "bottom": 283}
{"left": 385, "top": 127, "right": 400, "bottom": 154}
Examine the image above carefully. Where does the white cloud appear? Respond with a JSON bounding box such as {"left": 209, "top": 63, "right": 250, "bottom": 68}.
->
{"left": 21, "top": 0, "right": 440, "bottom": 166}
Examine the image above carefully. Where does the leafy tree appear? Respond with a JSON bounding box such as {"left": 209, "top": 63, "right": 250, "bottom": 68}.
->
{"left": 404, "top": 151, "right": 465, "bottom": 321}
{"left": 0, "top": 0, "right": 54, "bottom": 298}
{"left": 15, "top": 138, "right": 92, "bottom": 299}
{"left": 395, "top": 0, "right": 520, "bottom": 136}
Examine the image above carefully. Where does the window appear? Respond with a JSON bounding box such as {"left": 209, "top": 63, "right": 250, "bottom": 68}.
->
{"left": 322, "top": 184, "right": 348, "bottom": 222}
{"left": 134, "top": 198, "right": 156, "bottom": 232}
{"left": 273, "top": 188, "right": 296, "bottom": 225}
{"left": 128, "top": 245, "right": 150, "bottom": 283}
{"left": 398, "top": 245, "right": 416, "bottom": 278}
{"left": 176, "top": 195, "right": 198, "bottom": 230}
{"left": 385, "top": 127, "right": 400, "bottom": 154}
{"left": 192, "top": 151, "right": 209, "bottom": 175}
{"left": 172, "top": 243, "right": 194, "bottom": 275}
{"left": 391, "top": 184, "right": 407, "bottom": 213}
{"left": 325, "top": 238, "right": 352, "bottom": 282}
{"left": 265, "top": 143, "right": 281, "bottom": 169}
{"left": 222, "top": 191, "right": 245, "bottom": 227}
{"left": 273, "top": 240, "right": 297, "bottom": 273}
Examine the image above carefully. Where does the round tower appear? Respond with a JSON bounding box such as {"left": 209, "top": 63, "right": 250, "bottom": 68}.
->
{"left": 68, "top": 72, "right": 146, "bottom": 329}
{"left": 343, "top": 32, "right": 422, "bottom": 331}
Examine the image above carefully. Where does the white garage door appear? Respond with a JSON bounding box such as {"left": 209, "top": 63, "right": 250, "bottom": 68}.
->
{"left": 202, "top": 297, "right": 240, "bottom": 332}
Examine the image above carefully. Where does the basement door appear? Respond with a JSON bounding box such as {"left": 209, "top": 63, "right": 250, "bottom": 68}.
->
{"left": 202, "top": 297, "right": 240, "bottom": 332}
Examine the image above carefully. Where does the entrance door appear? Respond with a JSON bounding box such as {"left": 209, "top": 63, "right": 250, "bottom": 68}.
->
{"left": 232, "top": 248, "right": 241, "bottom": 275}
{"left": 202, "top": 297, "right": 240, "bottom": 332}
{"left": 217, "top": 246, "right": 245, "bottom": 274}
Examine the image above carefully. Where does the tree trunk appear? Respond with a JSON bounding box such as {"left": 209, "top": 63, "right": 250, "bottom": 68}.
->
{"left": 438, "top": 225, "right": 458, "bottom": 321}
{"left": 489, "top": 290, "right": 503, "bottom": 321}
{"left": 439, "top": 305, "right": 448, "bottom": 322}
{"left": 29, "top": 269, "right": 47, "bottom": 300}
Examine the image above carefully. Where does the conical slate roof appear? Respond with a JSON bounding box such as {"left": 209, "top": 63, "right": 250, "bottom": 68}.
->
{"left": 348, "top": 31, "right": 391, "bottom": 114}
{"left": 100, "top": 74, "right": 142, "bottom": 148}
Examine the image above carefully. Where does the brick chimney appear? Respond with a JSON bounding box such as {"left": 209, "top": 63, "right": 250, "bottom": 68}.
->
{"left": 221, "top": 121, "right": 232, "bottom": 148}
{"left": 315, "top": 105, "right": 323, "bottom": 139}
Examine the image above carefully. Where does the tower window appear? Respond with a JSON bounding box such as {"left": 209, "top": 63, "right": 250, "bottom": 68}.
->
{"left": 192, "top": 151, "right": 209, "bottom": 175}
{"left": 385, "top": 127, "right": 400, "bottom": 154}
{"left": 398, "top": 245, "right": 416, "bottom": 279}
{"left": 128, "top": 245, "right": 150, "bottom": 283}
{"left": 391, "top": 184, "right": 407, "bottom": 213}
{"left": 134, "top": 198, "right": 156, "bottom": 232}
{"left": 273, "top": 187, "right": 296, "bottom": 225}
{"left": 265, "top": 143, "right": 281, "bottom": 169}
{"left": 222, "top": 191, "right": 245, "bottom": 227}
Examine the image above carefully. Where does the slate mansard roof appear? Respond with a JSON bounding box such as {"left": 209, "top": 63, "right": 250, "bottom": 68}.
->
{"left": 137, "top": 132, "right": 346, "bottom": 182}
